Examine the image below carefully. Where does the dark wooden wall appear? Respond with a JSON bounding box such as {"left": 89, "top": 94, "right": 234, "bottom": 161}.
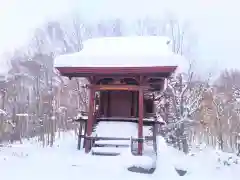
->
{"left": 99, "top": 91, "right": 154, "bottom": 118}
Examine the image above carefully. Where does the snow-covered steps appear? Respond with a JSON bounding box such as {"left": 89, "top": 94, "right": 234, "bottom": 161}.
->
{"left": 91, "top": 121, "right": 157, "bottom": 156}
{"left": 92, "top": 138, "right": 131, "bottom": 156}
{"left": 92, "top": 121, "right": 137, "bottom": 156}
{"left": 92, "top": 140, "right": 130, "bottom": 156}
{"left": 95, "top": 121, "right": 138, "bottom": 138}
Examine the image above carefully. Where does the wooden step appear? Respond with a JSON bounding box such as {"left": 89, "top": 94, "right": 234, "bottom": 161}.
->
{"left": 80, "top": 135, "right": 152, "bottom": 141}
{"left": 94, "top": 143, "right": 129, "bottom": 148}
{"left": 94, "top": 137, "right": 131, "bottom": 141}
{"left": 128, "top": 166, "right": 155, "bottom": 174}
{"left": 92, "top": 151, "right": 120, "bottom": 156}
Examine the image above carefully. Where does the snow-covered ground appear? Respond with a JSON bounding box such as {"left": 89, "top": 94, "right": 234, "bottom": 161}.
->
{"left": 0, "top": 131, "right": 239, "bottom": 180}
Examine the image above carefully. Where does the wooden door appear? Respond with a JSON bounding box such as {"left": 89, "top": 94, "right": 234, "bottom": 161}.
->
{"left": 109, "top": 91, "right": 132, "bottom": 117}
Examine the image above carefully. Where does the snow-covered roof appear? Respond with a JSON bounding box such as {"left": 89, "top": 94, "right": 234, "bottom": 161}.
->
{"left": 54, "top": 36, "right": 187, "bottom": 71}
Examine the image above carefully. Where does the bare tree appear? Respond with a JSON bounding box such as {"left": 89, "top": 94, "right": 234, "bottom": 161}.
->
{"left": 214, "top": 70, "right": 240, "bottom": 152}
{"left": 192, "top": 69, "right": 240, "bottom": 153}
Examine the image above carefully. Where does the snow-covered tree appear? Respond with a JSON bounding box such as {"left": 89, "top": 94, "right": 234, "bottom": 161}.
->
{"left": 157, "top": 70, "right": 209, "bottom": 153}
{"left": 146, "top": 15, "right": 203, "bottom": 153}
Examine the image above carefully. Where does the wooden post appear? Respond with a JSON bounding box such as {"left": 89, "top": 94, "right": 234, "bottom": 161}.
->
{"left": 77, "top": 122, "right": 83, "bottom": 150}
{"left": 153, "top": 121, "right": 157, "bottom": 155}
{"left": 85, "top": 86, "right": 95, "bottom": 153}
{"left": 138, "top": 87, "right": 144, "bottom": 155}
{"left": 83, "top": 121, "right": 87, "bottom": 148}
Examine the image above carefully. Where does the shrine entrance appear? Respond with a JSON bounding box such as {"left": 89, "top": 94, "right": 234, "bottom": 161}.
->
{"left": 54, "top": 36, "right": 182, "bottom": 156}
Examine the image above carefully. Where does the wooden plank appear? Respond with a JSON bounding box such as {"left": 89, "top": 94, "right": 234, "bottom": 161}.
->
{"left": 80, "top": 134, "right": 150, "bottom": 142}
{"left": 74, "top": 118, "right": 87, "bottom": 122}
{"left": 145, "top": 136, "right": 154, "bottom": 141}
{"left": 96, "top": 117, "right": 156, "bottom": 121}
{"left": 92, "top": 85, "right": 151, "bottom": 91}
{"left": 94, "top": 85, "right": 140, "bottom": 91}
{"left": 75, "top": 117, "right": 161, "bottom": 126}
{"left": 79, "top": 135, "right": 129, "bottom": 140}
{"left": 94, "top": 144, "right": 129, "bottom": 148}
{"left": 57, "top": 66, "right": 177, "bottom": 76}
{"left": 95, "top": 137, "right": 131, "bottom": 141}
{"left": 92, "top": 151, "right": 120, "bottom": 156}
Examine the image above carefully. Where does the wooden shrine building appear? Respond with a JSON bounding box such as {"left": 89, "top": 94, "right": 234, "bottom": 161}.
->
{"left": 54, "top": 36, "right": 183, "bottom": 155}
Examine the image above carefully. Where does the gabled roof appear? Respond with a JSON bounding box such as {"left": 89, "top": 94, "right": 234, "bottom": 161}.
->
{"left": 54, "top": 36, "right": 186, "bottom": 77}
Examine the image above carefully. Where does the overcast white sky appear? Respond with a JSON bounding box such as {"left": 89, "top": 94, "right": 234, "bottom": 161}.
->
{"left": 0, "top": 0, "right": 240, "bottom": 75}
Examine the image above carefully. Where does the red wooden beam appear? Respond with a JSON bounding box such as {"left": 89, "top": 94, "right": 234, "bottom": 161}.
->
{"left": 92, "top": 85, "right": 150, "bottom": 91}
{"left": 138, "top": 87, "right": 144, "bottom": 155}
{"left": 94, "top": 76, "right": 140, "bottom": 82}
{"left": 85, "top": 87, "right": 95, "bottom": 153}
{"left": 56, "top": 66, "right": 177, "bottom": 75}
{"left": 95, "top": 85, "right": 139, "bottom": 91}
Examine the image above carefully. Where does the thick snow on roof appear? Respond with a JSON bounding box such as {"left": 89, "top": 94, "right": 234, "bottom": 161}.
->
{"left": 54, "top": 36, "right": 187, "bottom": 71}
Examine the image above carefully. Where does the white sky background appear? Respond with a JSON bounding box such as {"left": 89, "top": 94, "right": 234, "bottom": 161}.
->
{"left": 0, "top": 0, "right": 240, "bottom": 75}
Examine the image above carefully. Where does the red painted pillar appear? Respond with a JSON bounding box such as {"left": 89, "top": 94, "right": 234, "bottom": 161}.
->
{"left": 138, "top": 88, "right": 144, "bottom": 155}
{"left": 85, "top": 86, "right": 95, "bottom": 153}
